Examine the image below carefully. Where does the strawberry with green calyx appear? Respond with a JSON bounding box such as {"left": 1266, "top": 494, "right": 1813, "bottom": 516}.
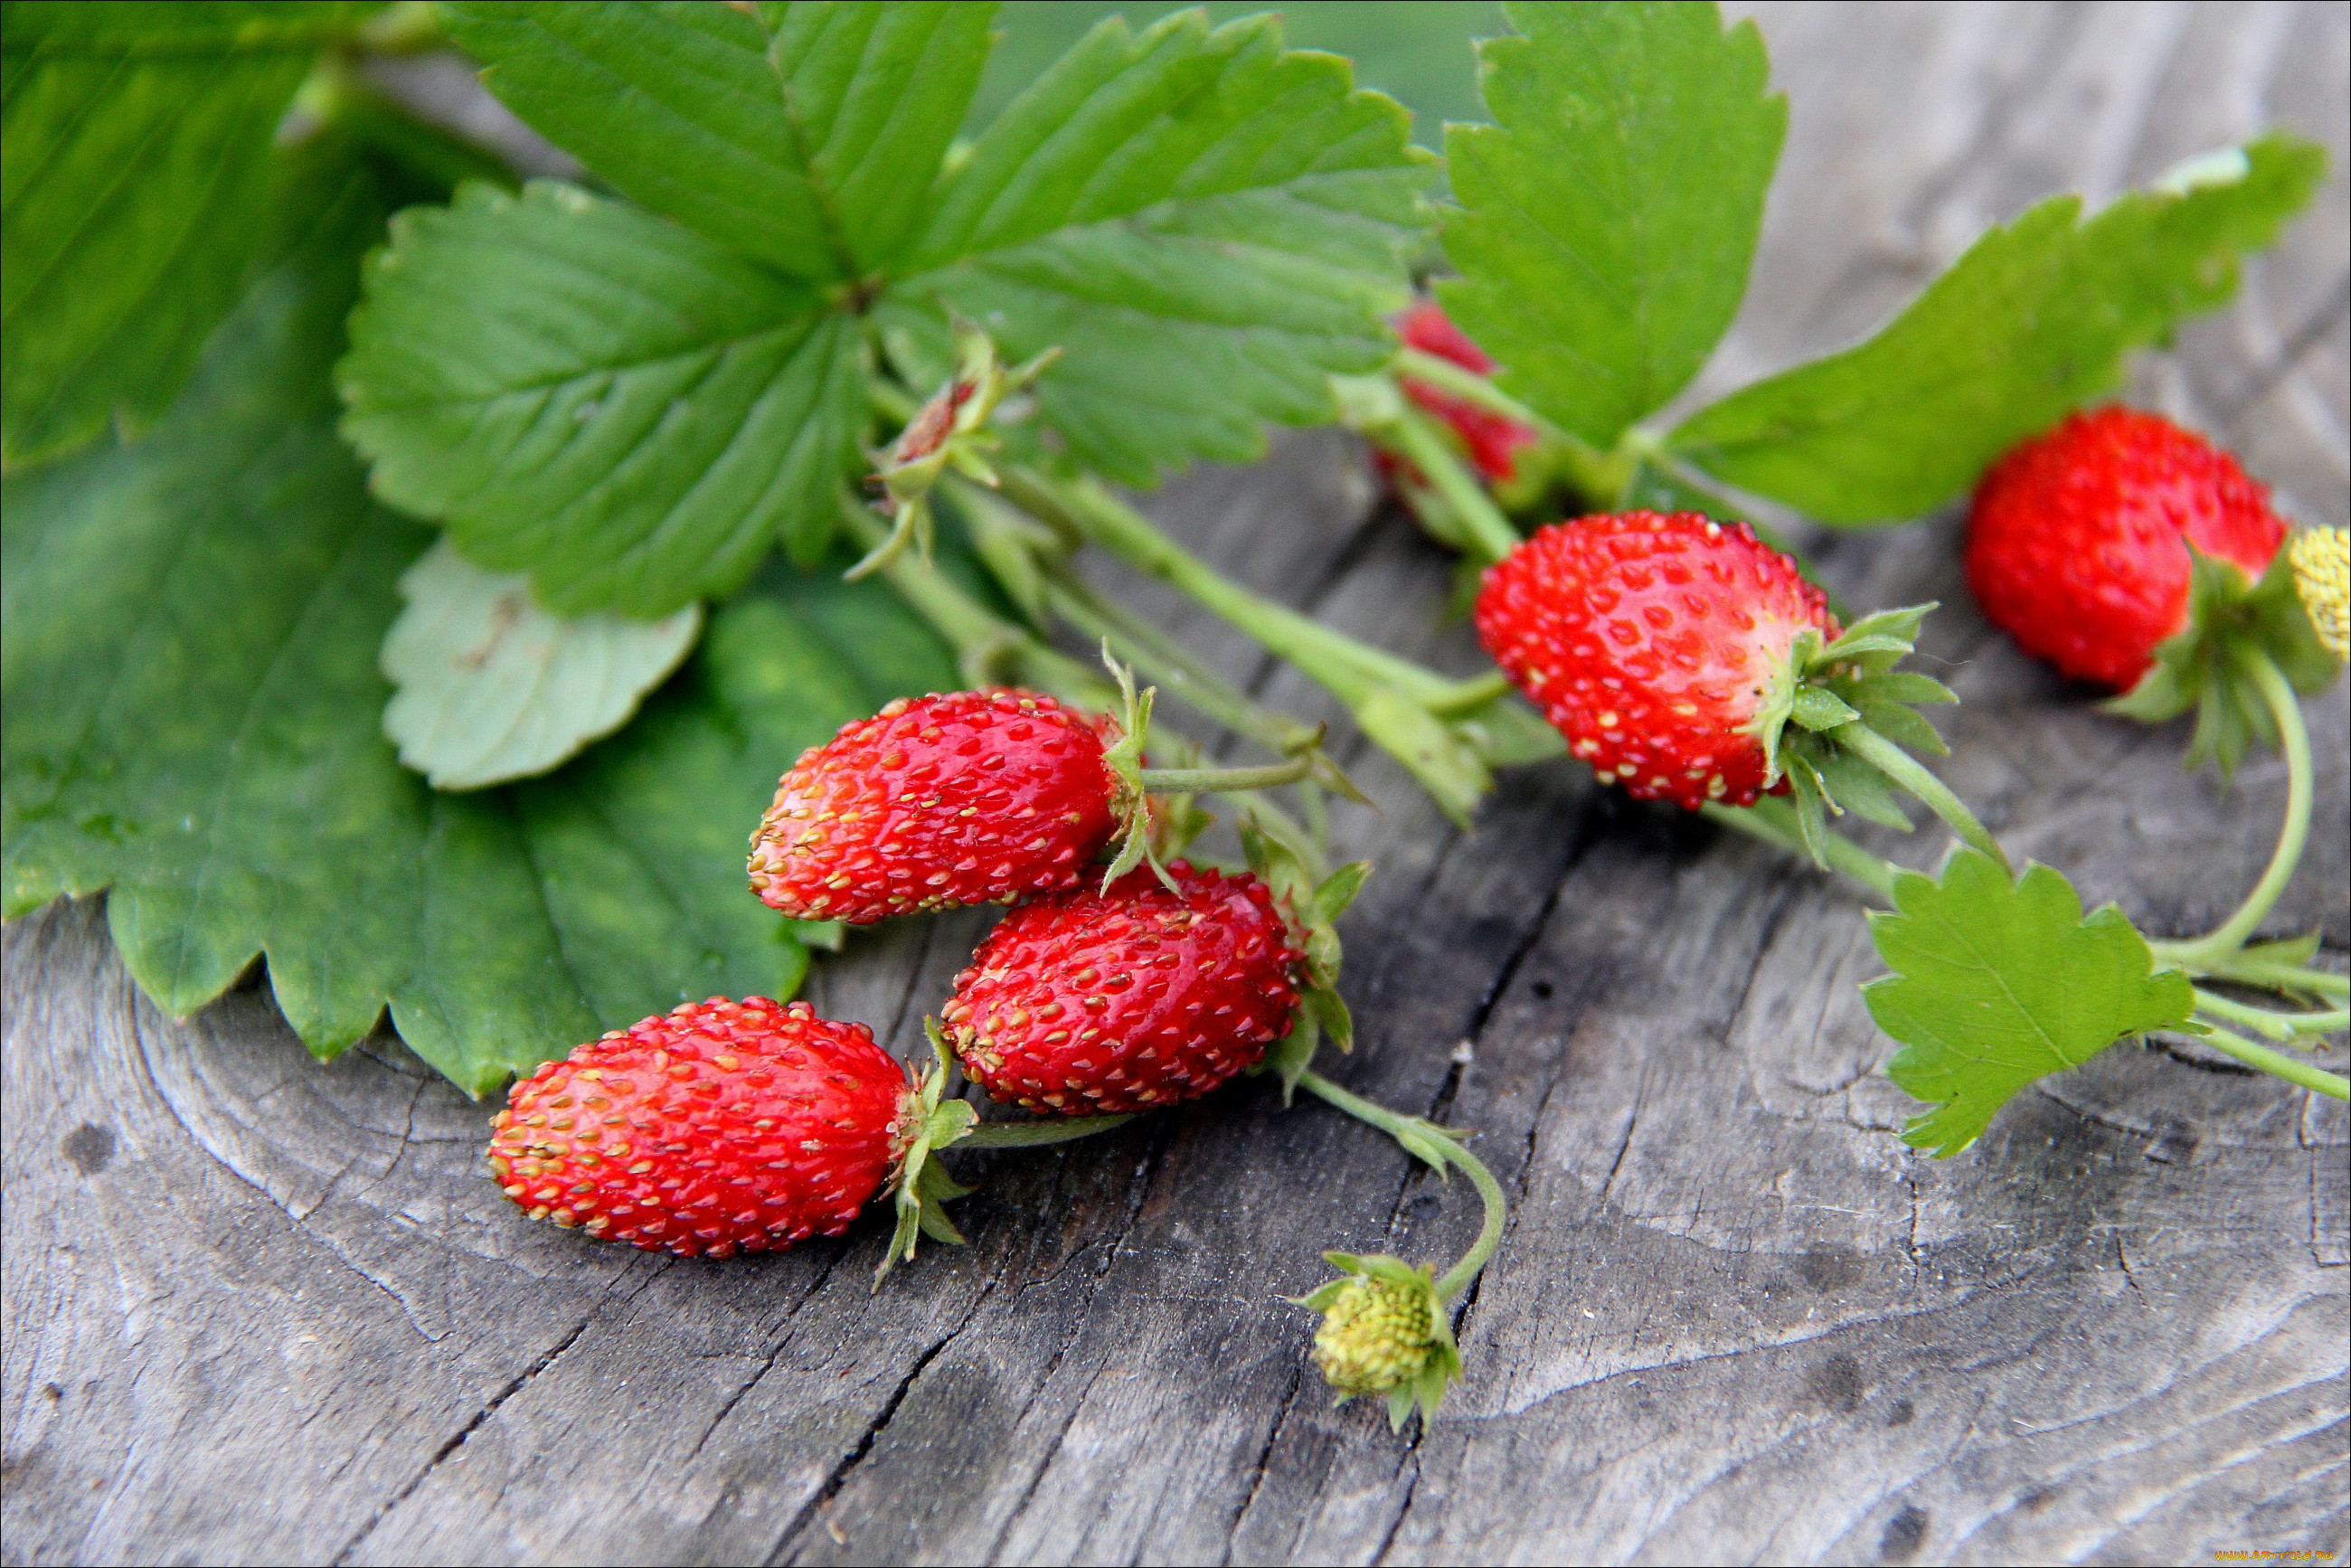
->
{"left": 1966, "top": 406, "right": 2339, "bottom": 777}
{"left": 1286, "top": 1068, "right": 1507, "bottom": 1431}
{"left": 848, "top": 319, "right": 1061, "bottom": 581}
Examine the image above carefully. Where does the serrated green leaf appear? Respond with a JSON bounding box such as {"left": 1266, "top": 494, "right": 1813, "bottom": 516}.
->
{"left": 1437, "top": 1, "right": 1785, "bottom": 449}
{"left": 339, "top": 181, "right": 865, "bottom": 615}
{"left": 1671, "top": 132, "right": 2326, "bottom": 523}
{"left": 3, "top": 148, "right": 959, "bottom": 1095}
{"left": 1865, "top": 850, "right": 2195, "bottom": 1157}
{"left": 379, "top": 539, "right": 703, "bottom": 789}
{"left": 439, "top": 1, "right": 996, "bottom": 281}
{"left": 1, "top": 2, "right": 381, "bottom": 465}
{"left": 880, "top": 9, "right": 1433, "bottom": 487}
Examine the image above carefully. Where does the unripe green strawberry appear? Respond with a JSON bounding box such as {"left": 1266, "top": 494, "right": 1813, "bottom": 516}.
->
{"left": 1313, "top": 1270, "right": 1440, "bottom": 1398}
{"left": 1475, "top": 511, "right": 1840, "bottom": 809}
{"left": 942, "top": 862, "right": 1304, "bottom": 1113}
{"left": 749, "top": 688, "right": 1128, "bottom": 924}
{"left": 488, "top": 997, "right": 914, "bottom": 1259}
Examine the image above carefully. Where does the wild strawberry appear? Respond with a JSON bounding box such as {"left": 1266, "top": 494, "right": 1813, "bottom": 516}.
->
{"left": 1475, "top": 511, "right": 1840, "bottom": 809}
{"left": 1393, "top": 301, "right": 1537, "bottom": 484}
{"left": 487, "top": 997, "right": 915, "bottom": 1259}
{"left": 749, "top": 688, "right": 1133, "bottom": 924}
{"left": 942, "top": 862, "right": 1305, "bottom": 1114}
{"left": 1967, "top": 406, "right": 2287, "bottom": 691}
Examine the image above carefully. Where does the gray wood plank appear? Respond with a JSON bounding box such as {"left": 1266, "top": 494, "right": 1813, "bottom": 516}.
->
{"left": 5, "top": 4, "right": 2346, "bottom": 1563}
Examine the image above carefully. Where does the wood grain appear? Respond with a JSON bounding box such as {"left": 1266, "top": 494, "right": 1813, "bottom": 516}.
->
{"left": 5, "top": 4, "right": 2346, "bottom": 1563}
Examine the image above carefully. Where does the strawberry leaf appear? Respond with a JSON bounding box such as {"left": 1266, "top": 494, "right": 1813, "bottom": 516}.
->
{"left": 1671, "top": 132, "right": 2326, "bottom": 524}
{"left": 1438, "top": 1, "right": 1786, "bottom": 449}
{"left": 3, "top": 146, "right": 957, "bottom": 1096}
{"left": 878, "top": 9, "right": 1434, "bottom": 487}
{"left": 1864, "top": 850, "right": 2196, "bottom": 1157}
{"left": 438, "top": 1, "right": 996, "bottom": 281}
{"left": 380, "top": 540, "right": 703, "bottom": 790}
{"left": 0, "top": 1, "right": 382, "bottom": 465}
{"left": 338, "top": 182, "right": 867, "bottom": 615}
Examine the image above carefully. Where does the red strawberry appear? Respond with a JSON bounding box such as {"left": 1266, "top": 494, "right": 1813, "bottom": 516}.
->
{"left": 1967, "top": 406, "right": 2287, "bottom": 691}
{"left": 943, "top": 863, "right": 1305, "bottom": 1114}
{"left": 1475, "top": 511, "right": 1839, "bottom": 810}
{"left": 1394, "top": 301, "right": 1536, "bottom": 483}
{"left": 749, "top": 688, "right": 1128, "bottom": 924}
{"left": 488, "top": 997, "right": 914, "bottom": 1259}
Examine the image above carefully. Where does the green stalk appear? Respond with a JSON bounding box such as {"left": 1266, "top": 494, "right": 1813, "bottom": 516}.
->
{"left": 1704, "top": 798, "right": 1901, "bottom": 901}
{"left": 2186, "top": 954, "right": 2350, "bottom": 999}
{"left": 2154, "top": 651, "right": 2314, "bottom": 970}
{"left": 1389, "top": 349, "right": 1637, "bottom": 505}
{"left": 1138, "top": 757, "right": 1316, "bottom": 794}
{"left": 1831, "top": 722, "right": 2011, "bottom": 875}
{"left": 2189, "top": 988, "right": 2348, "bottom": 1042}
{"left": 1392, "top": 348, "right": 1550, "bottom": 431}
{"left": 2190, "top": 1025, "right": 2351, "bottom": 1100}
{"left": 1295, "top": 1070, "right": 1507, "bottom": 1304}
{"left": 836, "top": 496, "right": 1115, "bottom": 708}
{"left": 1002, "top": 468, "right": 1488, "bottom": 707}
{"left": 1387, "top": 404, "right": 1523, "bottom": 567}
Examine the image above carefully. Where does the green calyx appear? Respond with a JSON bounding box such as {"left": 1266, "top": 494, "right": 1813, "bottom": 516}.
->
{"left": 849, "top": 320, "right": 1060, "bottom": 581}
{"left": 1749, "top": 604, "right": 1967, "bottom": 866}
{"left": 1295, "top": 1252, "right": 1462, "bottom": 1431}
{"left": 2104, "top": 543, "right": 2342, "bottom": 778}
{"left": 1238, "top": 817, "right": 1372, "bottom": 1098}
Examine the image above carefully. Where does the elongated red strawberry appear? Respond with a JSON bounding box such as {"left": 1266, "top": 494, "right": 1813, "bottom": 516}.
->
{"left": 943, "top": 863, "right": 1305, "bottom": 1114}
{"left": 1393, "top": 301, "right": 1536, "bottom": 483}
{"left": 749, "top": 688, "right": 1131, "bottom": 924}
{"left": 1967, "top": 406, "right": 2287, "bottom": 691}
{"left": 488, "top": 997, "right": 914, "bottom": 1259}
{"left": 1476, "top": 512, "right": 1839, "bottom": 809}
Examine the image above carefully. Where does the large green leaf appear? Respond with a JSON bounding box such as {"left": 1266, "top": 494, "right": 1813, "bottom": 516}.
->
{"left": 1670, "top": 133, "right": 2326, "bottom": 524}
{"left": 3, "top": 143, "right": 958, "bottom": 1095}
{"left": 1864, "top": 851, "right": 2196, "bottom": 1157}
{"left": 0, "top": 1, "right": 380, "bottom": 466}
{"left": 439, "top": 1, "right": 996, "bottom": 281}
{"left": 338, "top": 181, "right": 866, "bottom": 616}
{"left": 881, "top": 9, "right": 1434, "bottom": 486}
{"left": 1437, "top": 1, "right": 1784, "bottom": 449}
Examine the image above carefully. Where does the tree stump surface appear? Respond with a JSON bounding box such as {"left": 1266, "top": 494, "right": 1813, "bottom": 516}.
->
{"left": 5, "top": 5, "right": 2346, "bottom": 1563}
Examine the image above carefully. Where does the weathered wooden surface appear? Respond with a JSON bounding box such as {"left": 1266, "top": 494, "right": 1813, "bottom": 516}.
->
{"left": 5, "top": 4, "right": 2347, "bottom": 1563}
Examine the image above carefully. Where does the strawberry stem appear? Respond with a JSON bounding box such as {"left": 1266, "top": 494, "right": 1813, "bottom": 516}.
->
{"left": 1703, "top": 798, "right": 1900, "bottom": 900}
{"left": 1293, "top": 1070, "right": 1507, "bottom": 1304}
{"left": 1830, "top": 721, "right": 2011, "bottom": 875}
{"left": 1384, "top": 401, "right": 1523, "bottom": 566}
{"left": 955, "top": 1113, "right": 1140, "bottom": 1148}
{"left": 1138, "top": 756, "right": 1316, "bottom": 794}
{"left": 2150, "top": 649, "right": 2314, "bottom": 971}
{"left": 2190, "top": 987, "right": 2348, "bottom": 1041}
{"left": 2188, "top": 1025, "right": 2350, "bottom": 1100}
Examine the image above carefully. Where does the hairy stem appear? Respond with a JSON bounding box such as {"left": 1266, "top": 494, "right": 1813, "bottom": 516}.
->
{"left": 2158, "top": 650, "right": 2314, "bottom": 969}
{"left": 1138, "top": 757, "right": 1317, "bottom": 794}
{"left": 1833, "top": 722, "right": 2011, "bottom": 874}
{"left": 2189, "top": 987, "right": 2348, "bottom": 1042}
{"left": 1387, "top": 403, "right": 1523, "bottom": 566}
{"left": 956, "top": 1113, "right": 1139, "bottom": 1149}
{"left": 2190, "top": 1026, "right": 2351, "bottom": 1100}
{"left": 1704, "top": 798, "right": 1901, "bottom": 901}
{"left": 1295, "top": 1070, "right": 1509, "bottom": 1305}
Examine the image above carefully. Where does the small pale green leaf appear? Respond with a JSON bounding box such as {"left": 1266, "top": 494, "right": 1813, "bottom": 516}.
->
{"left": 881, "top": 9, "right": 1433, "bottom": 487}
{"left": 1, "top": 2, "right": 381, "bottom": 464}
{"left": 1438, "top": 1, "right": 1786, "bottom": 449}
{"left": 1789, "top": 687, "right": 1859, "bottom": 732}
{"left": 1314, "top": 861, "right": 1373, "bottom": 925}
{"left": 1865, "top": 850, "right": 2196, "bottom": 1157}
{"left": 1255, "top": 1002, "right": 1320, "bottom": 1100}
{"left": 1353, "top": 689, "right": 1492, "bottom": 828}
{"left": 439, "top": 1, "right": 996, "bottom": 280}
{"left": 380, "top": 539, "right": 702, "bottom": 789}
{"left": 1671, "top": 133, "right": 2326, "bottom": 523}
{"left": 1305, "top": 986, "right": 1355, "bottom": 1053}
{"left": 338, "top": 181, "right": 865, "bottom": 615}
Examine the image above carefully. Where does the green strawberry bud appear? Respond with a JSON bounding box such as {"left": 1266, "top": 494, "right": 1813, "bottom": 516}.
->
{"left": 1294, "top": 1252, "right": 1463, "bottom": 1430}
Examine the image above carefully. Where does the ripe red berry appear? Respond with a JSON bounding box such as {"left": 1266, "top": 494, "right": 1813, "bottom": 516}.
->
{"left": 1475, "top": 511, "right": 1839, "bottom": 810}
{"left": 749, "top": 688, "right": 1127, "bottom": 924}
{"left": 943, "top": 863, "right": 1305, "bottom": 1114}
{"left": 1967, "top": 406, "right": 2287, "bottom": 691}
{"left": 1394, "top": 301, "right": 1536, "bottom": 483}
{"left": 488, "top": 997, "right": 913, "bottom": 1259}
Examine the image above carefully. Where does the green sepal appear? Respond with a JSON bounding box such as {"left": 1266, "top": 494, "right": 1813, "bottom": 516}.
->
{"left": 1752, "top": 603, "right": 1952, "bottom": 867}
{"left": 1242, "top": 823, "right": 1373, "bottom": 1099}
{"left": 1295, "top": 1252, "right": 1463, "bottom": 1431}
{"left": 2102, "top": 546, "right": 2339, "bottom": 779}
{"left": 1095, "top": 647, "right": 1177, "bottom": 894}
{"left": 875, "top": 1019, "right": 982, "bottom": 1288}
